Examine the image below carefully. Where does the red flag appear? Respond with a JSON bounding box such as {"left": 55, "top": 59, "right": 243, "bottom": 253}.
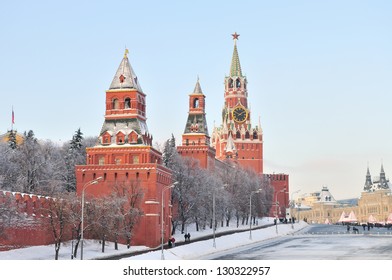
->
{"left": 12, "top": 108, "right": 15, "bottom": 124}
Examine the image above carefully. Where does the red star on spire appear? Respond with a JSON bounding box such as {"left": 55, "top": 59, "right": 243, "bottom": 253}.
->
{"left": 231, "top": 32, "right": 240, "bottom": 40}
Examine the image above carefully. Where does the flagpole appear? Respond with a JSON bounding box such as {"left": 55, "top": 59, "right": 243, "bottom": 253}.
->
{"left": 11, "top": 106, "right": 14, "bottom": 131}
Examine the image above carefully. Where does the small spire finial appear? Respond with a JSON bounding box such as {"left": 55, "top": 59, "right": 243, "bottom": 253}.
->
{"left": 231, "top": 32, "right": 240, "bottom": 45}
{"left": 124, "top": 48, "right": 129, "bottom": 58}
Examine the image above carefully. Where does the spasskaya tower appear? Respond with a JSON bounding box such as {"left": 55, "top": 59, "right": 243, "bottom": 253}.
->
{"left": 212, "top": 33, "right": 263, "bottom": 174}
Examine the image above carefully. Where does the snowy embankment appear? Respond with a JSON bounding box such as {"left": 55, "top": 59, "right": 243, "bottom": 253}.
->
{"left": 0, "top": 219, "right": 307, "bottom": 260}
{"left": 126, "top": 221, "right": 308, "bottom": 260}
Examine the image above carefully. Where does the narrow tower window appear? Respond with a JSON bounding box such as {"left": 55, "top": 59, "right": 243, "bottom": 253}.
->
{"left": 236, "top": 78, "right": 241, "bottom": 88}
{"left": 124, "top": 98, "right": 131, "bottom": 109}
{"left": 228, "top": 78, "right": 233, "bottom": 88}
{"left": 193, "top": 98, "right": 199, "bottom": 108}
{"left": 112, "top": 98, "right": 119, "bottom": 109}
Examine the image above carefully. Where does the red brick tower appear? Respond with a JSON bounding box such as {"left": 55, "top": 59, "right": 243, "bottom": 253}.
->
{"left": 75, "top": 50, "right": 172, "bottom": 248}
{"left": 212, "top": 33, "right": 263, "bottom": 175}
{"left": 177, "top": 78, "right": 216, "bottom": 169}
{"left": 212, "top": 34, "right": 289, "bottom": 216}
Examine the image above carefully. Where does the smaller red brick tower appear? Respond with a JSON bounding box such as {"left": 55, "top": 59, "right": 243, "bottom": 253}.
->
{"left": 177, "top": 78, "right": 216, "bottom": 169}
{"left": 75, "top": 50, "right": 172, "bottom": 248}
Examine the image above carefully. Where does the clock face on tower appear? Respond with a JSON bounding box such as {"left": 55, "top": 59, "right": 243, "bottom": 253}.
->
{"left": 232, "top": 106, "right": 248, "bottom": 123}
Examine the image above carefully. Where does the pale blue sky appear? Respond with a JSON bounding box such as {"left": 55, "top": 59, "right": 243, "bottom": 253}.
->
{"left": 1, "top": 1, "right": 391, "bottom": 199}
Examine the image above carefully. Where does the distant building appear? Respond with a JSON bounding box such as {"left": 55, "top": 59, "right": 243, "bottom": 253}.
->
{"left": 293, "top": 164, "right": 392, "bottom": 224}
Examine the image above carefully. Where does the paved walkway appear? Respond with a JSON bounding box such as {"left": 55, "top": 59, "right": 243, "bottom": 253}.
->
{"left": 98, "top": 223, "right": 276, "bottom": 260}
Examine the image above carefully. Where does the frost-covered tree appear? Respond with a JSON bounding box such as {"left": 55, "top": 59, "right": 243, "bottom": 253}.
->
{"left": 44, "top": 193, "right": 72, "bottom": 260}
{"left": 112, "top": 181, "right": 144, "bottom": 249}
{"left": 217, "top": 161, "right": 273, "bottom": 227}
{"left": 12, "top": 130, "right": 42, "bottom": 193}
{"left": 70, "top": 128, "right": 83, "bottom": 150}
{"left": 62, "top": 129, "right": 92, "bottom": 192}
{"left": 162, "top": 134, "right": 177, "bottom": 168}
{"left": 7, "top": 130, "right": 17, "bottom": 150}
{"left": 170, "top": 157, "right": 209, "bottom": 234}
{"left": 87, "top": 196, "right": 119, "bottom": 253}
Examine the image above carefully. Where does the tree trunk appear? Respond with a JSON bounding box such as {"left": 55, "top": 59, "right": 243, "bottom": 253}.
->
{"left": 114, "top": 233, "right": 118, "bottom": 250}
{"left": 101, "top": 236, "right": 106, "bottom": 253}
{"left": 73, "top": 239, "right": 80, "bottom": 258}
{"left": 181, "top": 222, "right": 185, "bottom": 234}
{"left": 54, "top": 242, "right": 60, "bottom": 260}
{"left": 126, "top": 235, "right": 131, "bottom": 249}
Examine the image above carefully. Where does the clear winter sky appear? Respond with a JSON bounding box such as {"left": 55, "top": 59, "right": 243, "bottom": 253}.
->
{"left": 1, "top": 1, "right": 391, "bottom": 200}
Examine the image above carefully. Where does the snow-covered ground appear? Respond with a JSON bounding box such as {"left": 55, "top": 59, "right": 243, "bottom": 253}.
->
{"left": 127, "top": 220, "right": 307, "bottom": 260}
{"left": 2, "top": 221, "right": 391, "bottom": 280}
{"left": 0, "top": 217, "right": 293, "bottom": 260}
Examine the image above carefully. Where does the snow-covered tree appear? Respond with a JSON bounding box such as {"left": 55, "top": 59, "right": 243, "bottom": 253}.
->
{"left": 112, "top": 181, "right": 144, "bottom": 249}
{"left": 44, "top": 193, "right": 72, "bottom": 260}
{"left": 12, "top": 130, "right": 42, "bottom": 193}
{"left": 63, "top": 129, "right": 86, "bottom": 192}
{"left": 7, "top": 130, "right": 17, "bottom": 150}
{"left": 162, "top": 134, "right": 177, "bottom": 168}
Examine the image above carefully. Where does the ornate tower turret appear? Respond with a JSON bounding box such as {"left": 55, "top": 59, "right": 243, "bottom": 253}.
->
{"left": 99, "top": 49, "right": 151, "bottom": 147}
{"left": 177, "top": 78, "right": 216, "bottom": 169}
{"left": 212, "top": 33, "right": 263, "bottom": 174}
{"left": 364, "top": 166, "right": 373, "bottom": 192}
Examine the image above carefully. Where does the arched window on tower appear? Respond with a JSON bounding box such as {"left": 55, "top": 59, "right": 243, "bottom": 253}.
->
{"left": 112, "top": 98, "right": 119, "bottom": 110}
{"left": 245, "top": 131, "right": 250, "bottom": 139}
{"left": 228, "top": 78, "right": 233, "bottom": 89}
{"left": 253, "top": 130, "right": 258, "bottom": 139}
{"left": 193, "top": 98, "right": 199, "bottom": 108}
{"left": 236, "top": 78, "right": 241, "bottom": 88}
{"left": 124, "top": 98, "right": 131, "bottom": 109}
{"left": 236, "top": 130, "right": 241, "bottom": 139}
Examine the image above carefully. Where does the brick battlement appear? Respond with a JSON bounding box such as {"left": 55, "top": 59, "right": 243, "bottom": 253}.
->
{"left": 265, "top": 173, "right": 289, "bottom": 181}
{"left": 0, "top": 190, "right": 60, "bottom": 251}
{"left": 0, "top": 190, "right": 53, "bottom": 218}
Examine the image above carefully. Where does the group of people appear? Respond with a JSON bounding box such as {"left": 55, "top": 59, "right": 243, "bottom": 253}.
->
{"left": 167, "top": 233, "right": 192, "bottom": 248}
{"left": 184, "top": 233, "right": 191, "bottom": 242}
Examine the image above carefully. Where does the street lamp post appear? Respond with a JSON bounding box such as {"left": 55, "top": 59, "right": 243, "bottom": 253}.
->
{"left": 212, "top": 190, "right": 216, "bottom": 248}
{"left": 297, "top": 202, "right": 302, "bottom": 224}
{"left": 275, "top": 188, "right": 287, "bottom": 235}
{"left": 161, "top": 182, "right": 177, "bottom": 260}
{"left": 249, "top": 189, "right": 262, "bottom": 240}
{"left": 291, "top": 190, "right": 301, "bottom": 229}
{"left": 80, "top": 176, "right": 103, "bottom": 260}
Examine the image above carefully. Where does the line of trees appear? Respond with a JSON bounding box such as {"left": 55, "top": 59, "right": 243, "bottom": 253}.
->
{"left": 0, "top": 128, "right": 95, "bottom": 195}
{"left": 162, "top": 134, "right": 274, "bottom": 235}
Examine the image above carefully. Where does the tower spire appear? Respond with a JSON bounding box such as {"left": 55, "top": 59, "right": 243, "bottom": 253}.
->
{"left": 109, "top": 50, "right": 142, "bottom": 92}
{"left": 192, "top": 76, "right": 203, "bottom": 94}
{"left": 230, "top": 32, "right": 242, "bottom": 77}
